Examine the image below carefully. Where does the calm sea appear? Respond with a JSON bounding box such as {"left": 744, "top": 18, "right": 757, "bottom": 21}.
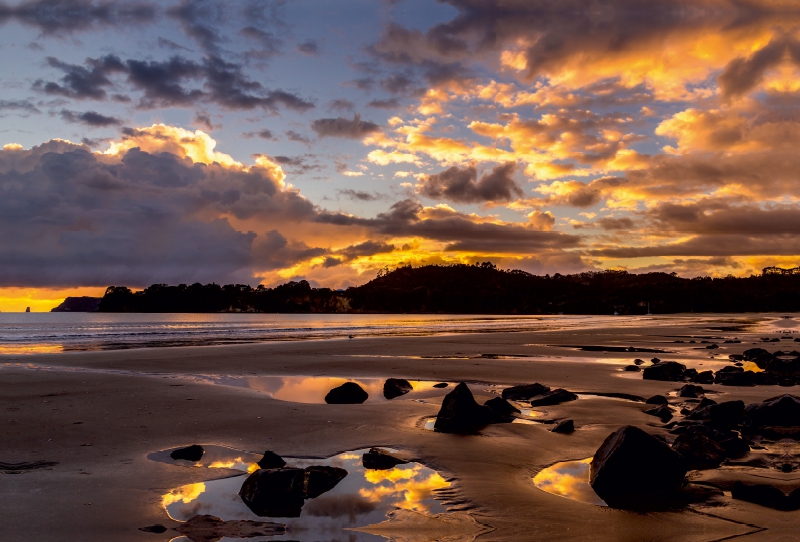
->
{"left": 0, "top": 312, "right": 790, "bottom": 354}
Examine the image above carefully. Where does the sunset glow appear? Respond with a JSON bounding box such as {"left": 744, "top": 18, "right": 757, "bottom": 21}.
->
{"left": 1, "top": 0, "right": 799, "bottom": 297}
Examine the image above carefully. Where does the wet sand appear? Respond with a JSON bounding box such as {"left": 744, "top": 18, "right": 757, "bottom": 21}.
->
{"left": 2, "top": 314, "right": 798, "bottom": 541}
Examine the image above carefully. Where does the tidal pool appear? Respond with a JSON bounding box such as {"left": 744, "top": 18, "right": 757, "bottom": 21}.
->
{"left": 157, "top": 447, "right": 451, "bottom": 541}
{"left": 532, "top": 458, "right": 606, "bottom": 506}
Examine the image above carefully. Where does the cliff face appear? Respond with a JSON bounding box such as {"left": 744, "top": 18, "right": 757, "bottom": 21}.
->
{"left": 50, "top": 297, "right": 101, "bottom": 312}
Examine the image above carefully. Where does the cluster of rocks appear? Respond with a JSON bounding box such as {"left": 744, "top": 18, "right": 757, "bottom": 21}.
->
{"left": 641, "top": 348, "right": 800, "bottom": 387}
{"left": 433, "top": 382, "right": 577, "bottom": 433}
{"left": 589, "top": 394, "right": 800, "bottom": 511}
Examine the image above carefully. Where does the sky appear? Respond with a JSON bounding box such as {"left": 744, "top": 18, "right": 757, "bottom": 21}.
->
{"left": 1, "top": 0, "right": 800, "bottom": 311}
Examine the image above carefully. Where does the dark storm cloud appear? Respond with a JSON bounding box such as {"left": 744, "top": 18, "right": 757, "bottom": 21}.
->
{"left": 337, "top": 240, "right": 395, "bottom": 260}
{"left": 267, "top": 154, "right": 321, "bottom": 174}
{"left": 338, "top": 189, "right": 381, "bottom": 202}
{"left": 0, "top": 0, "right": 156, "bottom": 34}
{"left": 316, "top": 198, "right": 581, "bottom": 254}
{"left": 243, "top": 129, "right": 276, "bottom": 140}
{"left": 35, "top": 55, "right": 126, "bottom": 100}
{"left": 311, "top": 114, "right": 380, "bottom": 139}
{"left": 59, "top": 109, "right": 121, "bottom": 126}
{"left": 252, "top": 230, "right": 327, "bottom": 271}
{"left": 297, "top": 39, "right": 319, "bottom": 55}
{"left": 368, "top": 98, "right": 400, "bottom": 109}
{"left": 285, "top": 130, "right": 311, "bottom": 144}
{"left": 0, "top": 140, "right": 317, "bottom": 286}
{"left": 36, "top": 54, "right": 314, "bottom": 113}
{"left": 416, "top": 163, "right": 523, "bottom": 204}
{"left": 591, "top": 202, "right": 800, "bottom": 258}
{"left": 718, "top": 38, "right": 800, "bottom": 99}
{"left": 0, "top": 99, "right": 40, "bottom": 114}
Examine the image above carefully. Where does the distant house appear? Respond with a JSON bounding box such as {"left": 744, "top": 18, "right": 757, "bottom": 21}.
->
{"left": 763, "top": 266, "right": 800, "bottom": 276}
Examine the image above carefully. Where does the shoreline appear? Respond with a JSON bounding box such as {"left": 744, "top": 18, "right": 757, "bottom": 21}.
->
{"left": 2, "top": 316, "right": 798, "bottom": 541}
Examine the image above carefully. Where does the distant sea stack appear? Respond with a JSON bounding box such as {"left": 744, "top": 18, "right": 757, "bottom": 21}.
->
{"left": 51, "top": 297, "right": 101, "bottom": 312}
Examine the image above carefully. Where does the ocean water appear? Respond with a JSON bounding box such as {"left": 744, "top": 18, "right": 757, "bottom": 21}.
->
{"left": 0, "top": 312, "right": 791, "bottom": 354}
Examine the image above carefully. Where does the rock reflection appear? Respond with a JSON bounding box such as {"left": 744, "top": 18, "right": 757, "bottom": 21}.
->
{"left": 160, "top": 449, "right": 451, "bottom": 541}
{"left": 532, "top": 458, "right": 607, "bottom": 506}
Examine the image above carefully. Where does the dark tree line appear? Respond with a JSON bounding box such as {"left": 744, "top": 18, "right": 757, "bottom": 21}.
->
{"left": 97, "top": 265, "right": 800, "bottom": 314}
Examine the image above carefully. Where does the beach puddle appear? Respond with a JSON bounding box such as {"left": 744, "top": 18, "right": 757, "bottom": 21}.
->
{"left": 217, "top": 376, "right": 450, "bottom": 404}
{"left": 159, "top": 448, "right": 451, "bottom": 541}
{"left": 532, "top": 458, "right": 606, "bottom": 506}
{"left": 148, "top": 445, "right": 263, "bottom": 471}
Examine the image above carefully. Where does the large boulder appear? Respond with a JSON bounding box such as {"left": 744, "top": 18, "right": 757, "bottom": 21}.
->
{"left": 672, "top": 432, "right": 727, "bottom": 470}
{"left": 744, "top": 395, "right": 800, "bottom": 437}
{"left": 484, "top": 397, "right": 521, "bottom": 422}
{"left": 383, "top": 378, "right": 413, "bottom": 400}
{"left": 325, "top": 382, "right": 369, "bottom": 404}
{"left": 645, "top": 395, "right": 669, "bottom": 405}
{"left": 714, "top": 366, "right": 756, "bottom": 386}
{"left": 678, "top": 384, "right": 704, "bottom": 398}
{"left": 239, "top": 466, "right": 347, "bottom": 517}
{"left": 644, "top": 405, "right": 673, "bottom": 422}
{"left": 687, "top": 400, "right": 745, "bottom": 429}
{"left": 256, "top": 451, "right": 286, "bottom": 470}
{"left": 362, "top": 448, "right": 408, "bottom": 470}
{"left": 529, "top": 389, "right": 578, "bottom": 407}
{"left": 642, "top": 361, "right": 686, "bottom": 382}
{"left": 590, "top": 425, "right": 687, "bottom": 509}
{"left": 501, "top": 383, "right": 550, "bottom": 401}
{"left": 170, "top": 445, "right": 204, "bottom": 462}
{"left": 434, "top": 382, "right": 495, "bottom": 433}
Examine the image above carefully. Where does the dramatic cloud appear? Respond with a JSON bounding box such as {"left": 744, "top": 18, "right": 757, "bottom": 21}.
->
{"left": 311, "top": 114, "right": 381, "bottom": 139}
{"left": 416, "top": 162, "right": 522, "bottom": 203}
{"left": 36, "top": 54, "right": 314, "bottom": 113}
{"left": 60, "top": 109, "right": 121, "bottom": 126}
{"left": 0, "top": 0, "right": 156, "bottom": 34}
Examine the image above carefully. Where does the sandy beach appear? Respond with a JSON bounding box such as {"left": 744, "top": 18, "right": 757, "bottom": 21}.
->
{"left": 3, "top": 313, "right": 799, "bottom": 541}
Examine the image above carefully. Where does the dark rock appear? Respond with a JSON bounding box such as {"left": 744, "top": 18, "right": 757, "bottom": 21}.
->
{"left": 744, "top": 394, "right": 800, "bottom": 436}
{"left": 257, "top": 451, "right": 286, "bottom": 470}
{"left": 239, "top": 466, "right": 348, "bottom": 517}
{"left": 176, "top": 514, "right": 285, "bottom": 542}
{"left": 679, "top": 384, "right": 705, "bottom": 398}
{"left": 551, "top": 419, "right": 574, "bottom": 433}
{"left": 692, "top": 371, "right": 714, "bottom": 384}
{"left": 362, "top": 448, "right": 408, "bottom": 470}
{"left": 529, "top": 389, "right": 578, "bottom": 407}
{"left": 714, "top": 366, "right": 756, "bottom": 386}
{"left": 690, "top": 397, "right": 717, "bottom": 412}
{"left": 383, "top": 378, "right": 413, "bottom": 400}
{"left": 687, "top": 400, "right": 745, "bottom": 429}
{"left": 306, "top": 466, "right": 349, "bottom": 498}
{"left": 433, "top": 382, "right": 449, "bottom": 388}
{"left": 624, "top": 365, "right": 641, "bottom": 372}
{"left": 170, "top": 445, "right": 204, "bottom": 462}
{"left": 634, "top": 358, "right": 644, "bottom": 365}
{"left": 501, "top": 383, "right": 550, "bottom": 401}
{"left": 651, "top": 357, "right": 661, "bottom": 363}
{"left": 672, "top": 432, "right": 726, "bottom": 470}
{"left": 720, "top": 437, "right": 750, "bottom": 458}
{"left": 644, "top": 405, "right": 673, "bottom": 422}
{"left": 590, "top": 425, "right": 687, "bottom": 510}
{"left": 642, "top": 361, "right": 686, "bottom": 382}
{"left": 706, "top": 343, "right": 719, "bottom": 349}
{"left": 325, "top": 382, "right": 369, "bottom": 404}
{"left": 484, "top": 396, "right": 521, "bottom": 422}
{"left": 434, "top": 382, "right": 495, "bottom": 433}
{"left": 765, "top": 357, "right": 800, "bottom": 374}
{"left": 139, "top": 525, "right": 167, "bottom": 534}
{"left": 645, "top": 395, "right": 669, "bottom": 405}
{"left": 731, "top": 482, "right": 800, "bottom": 511}
{"left": 684, "top": 368, "right": 698, "bottom": 380}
